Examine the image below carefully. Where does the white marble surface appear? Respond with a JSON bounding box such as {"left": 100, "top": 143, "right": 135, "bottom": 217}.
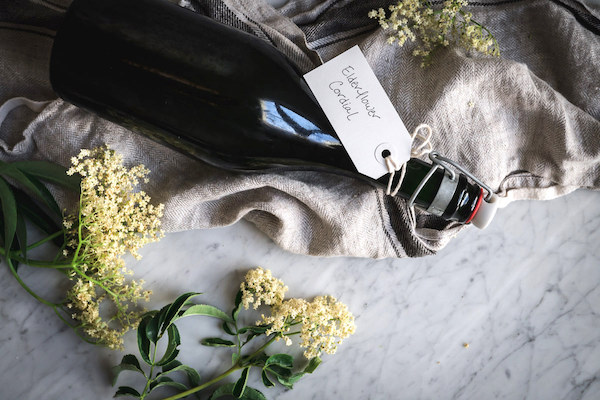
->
{"left": 0, "top": 189, "right": 599, "bottom": 400}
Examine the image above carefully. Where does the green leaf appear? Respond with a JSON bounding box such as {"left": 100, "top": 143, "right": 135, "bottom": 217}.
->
{"left": 261, "top": 370, "right": 274, "bottom": 388}
{"left": 233, "top": 367, "right": 250, "bottom": 398}
{"left": 137, "top": 315, "right": 152, "bottom": 365}
{"left": 0, "top": 177, "right": 17, "bottom": 255}
{"left": 232, "top": 352, "right": 240, "bottom": 365}
{"left": 15, "top": 211, "right": 27, "bottom": 260}
{"left": 180, "top": 304, "right": 234, "bottom": 323}
{"left": 145, "top": 312, "right": 161, "bottom": 343}
{"left": 232, "top": 289, "right": 243, "bottom": 321}
{"left": 201, "top": 337, "right": 236, "bottom": 347}
{"left": 8, "top": 161, "right": 80, "bottom": 192}
{"left": 244, "top": 352, "right": 268, "bottom": 367}
{"left": 208, "top": 384, "right": 266, "bottom": 400}
{"left": 239, "top": 387, "right": 267, "bottom": 400}
{"left": 270, "top": 358, "right": 319, "bottom": 390}
{"left": 304, "top": 356, "right": 321, "bottom": 374}
{"left": 161, "top": 360, "right": 182, "bottom": 372}
{"left": 23, "top": 172, "right": 63, "bottom": 217}
{"left": 222, "top": 321, "right": 235, "bottom": 336}
{"left": 264, "top": 365, "right": 292, "bottom": 379}
{"left": 0, "top": 166, "right": 62, "bottom": 217}
{"left": 156, "top": 324, "right": 181, "bottom": 366}
{"left": 238, "top": 326, "right": 268, "bottom": 335}
{"left": 114, "top": 386, "right": 141, "bottom": 398}
{"left": 13, "top": 189, "right": 62, "bottom": 245}
{"left": 160, "top": 362, "right": 201, "bottom": 388}
{"left": 265, "top": 354, "right": 293, "bottom": 369}
{"left": 161, "top": 292, "right": 202, "bottom": 333}
{"left": 148, "top": 376, "right": 188, "bottom": 393}
{"left": 111, "top": 354, "right": 145, "bottom": 386}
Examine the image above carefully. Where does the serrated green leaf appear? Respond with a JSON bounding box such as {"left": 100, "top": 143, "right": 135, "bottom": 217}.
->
{"left": 201, "top": 337, "right": 236, "bottom": 347}
{"left": 180, "top": 304, "right": 234, "bottom": 323}
{"left": 240, "top": 387, "right": 267, "bottom": 400}
{"left": 238, "top": 326, "right": 268, "bottom": 335}
{"left": 209, "top": 383, "right": 235, "bottom": 399}
{"left": 156, "top": 324, "right": 181, "bottom": 366}
{"left": 264, "top": 365, "right": 292, "bottom": 379}
{"left": 233, "top": 367, "right": 250, "bottom": 398}
{"left": 145, "top": 312, "right": 161, "bottom": 344}
{"left": 0, "top": 177, "right": 17, "bottom": 255}
{"left": 261, "top": 370, "right": 274, "bottom": 388}
{"left": 232, "top": 289, "right": 243, "bottom": 321}
{"left": 222, "top": 321, "right": 235, "bottom": 336}
{"left": 276, "top": 372, "right": 305, "bottom": 389}
{"left": 265, "top": 354, "right": 293, "bottom": 369}
{"left": 154, "top": 303, "right": 171, "bottom": 336}
{"left": 13, "top": 189, "right": 62, "bottom": 245}
{"left": 15, "top": 211, "right": 27, "bottom": 260}
{"left": 161, "top": 292, "right": 202, "bottom": 334}
{"left": 161, "top": 360, "right": 182, "bottom": 372}
{"left": 247, "top": 352, "right": 268, "bottom": 367}
{"left": 114, "top": 386, "right": 141, "bottom": 398}
{"left": 111, "top": 355, "right": 145, "bottom": 386}
{"left": 137, "top": 315, "right": 152, "bottom": 365}
{"left": 24, "top": 172, "right": 63, "bottom": 217}
{"left": 9, "top": 161, "right": 80, "bottom": 192}
{"left": 0, "top": 166, "right": 62, "bottom": 217}
{"left": 160, "top": 363, "right": 201, "bottom": 387}
{"left": 208, "top": 383, "right": 267, "bottom": 400}
{"left": 148, "top": 376, "right": 188, "bottom": 393}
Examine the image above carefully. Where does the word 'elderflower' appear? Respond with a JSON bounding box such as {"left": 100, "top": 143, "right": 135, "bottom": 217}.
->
{"left": 241, "top": 268, "right": 356, "bottom": 359}
{"left": 64, "top": 147, "right": 164, "bottom": 349}
{"left": 369, "top": 0, "right": 499, "bottom": 66}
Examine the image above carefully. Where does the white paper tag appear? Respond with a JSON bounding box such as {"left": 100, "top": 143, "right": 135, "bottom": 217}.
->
{"left": 304, "top": 45, "right": 412, "bottom": 179}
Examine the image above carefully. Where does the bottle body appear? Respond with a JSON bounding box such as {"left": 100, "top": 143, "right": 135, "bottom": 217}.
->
{"left": 50, "top": 0, "right": 482, "bottom": 224}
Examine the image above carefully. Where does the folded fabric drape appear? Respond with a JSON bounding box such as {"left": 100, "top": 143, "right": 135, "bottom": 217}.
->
{"left": 0, "top": 0, "right": 598, "bottom": 258}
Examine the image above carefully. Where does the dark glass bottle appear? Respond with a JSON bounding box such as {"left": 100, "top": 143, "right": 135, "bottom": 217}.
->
{"left": 49, "top": 0, "right": 485, "bottom": 225}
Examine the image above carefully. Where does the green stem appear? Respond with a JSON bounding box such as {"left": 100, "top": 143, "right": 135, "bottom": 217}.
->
{"left": 161, "top": 336, "right": 279, "bottom": 400}
{"left": 16, "top": 259, "right": 72, "bottom": 269}
{"left": 53, "top": 307, "right": 97, "bottom": 345}
{"left": 0, "top": 247, "right": 72, "bottom": 269}
{"left": 24, "top": 230, "right": 64, "bottom": 251}
{"left": 6, "top": 258, "right": 63, "bottom": 307}
{"left": 160, "top": 364, "right": 241, "bottom": 400}
{"left": 141, "top": 343, "right": 160, "bottom": 399}
{"left": 71, "top": 263, "right": 118, "bottom": 298}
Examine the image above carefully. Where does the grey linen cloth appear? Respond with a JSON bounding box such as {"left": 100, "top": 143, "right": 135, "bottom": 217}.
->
{"left": 0, "top": 0, "right": 599, "bottom": 258}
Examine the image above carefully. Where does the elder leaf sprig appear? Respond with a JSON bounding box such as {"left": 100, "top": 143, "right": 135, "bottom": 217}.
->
{"left": 0, "top": 147, "right": 164, "bottom": 349}
{"left": 113, "top": 268, "right": 355, "bottom": 400}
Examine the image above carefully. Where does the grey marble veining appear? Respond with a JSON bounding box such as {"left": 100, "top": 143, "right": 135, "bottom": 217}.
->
{"left": 0, "top": 189, "right": 599, "bottom": 400}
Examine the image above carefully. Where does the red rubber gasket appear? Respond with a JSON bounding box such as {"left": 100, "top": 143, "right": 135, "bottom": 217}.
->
{"left": 465, "top": 188, "right": 484, "bottom": 224}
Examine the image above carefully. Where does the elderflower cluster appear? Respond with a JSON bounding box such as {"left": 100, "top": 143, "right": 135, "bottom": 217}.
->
{"left": 241, "top": 267, "right": 288, "bottom": 310}
{"left": 240, "top": 268, "right": 356, "bottom": 359}
{"left": 369, "top": 0, "right": 499, "bottom": 66}
{"left": 64, "top": 147, "right": 163, "bottom": 349}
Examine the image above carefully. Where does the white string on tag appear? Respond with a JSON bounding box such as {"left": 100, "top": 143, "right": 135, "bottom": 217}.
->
{"left": 384, "top": 123, "right": 433, "bottom": 197}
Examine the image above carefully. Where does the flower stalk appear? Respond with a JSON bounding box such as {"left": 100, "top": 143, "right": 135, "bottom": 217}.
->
{"left": 369, "top": 0, "right": 500, "bottom": 66}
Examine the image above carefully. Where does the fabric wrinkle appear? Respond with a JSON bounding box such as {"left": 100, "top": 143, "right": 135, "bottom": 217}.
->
{"left": 0, "top": 0, "right": 598, "bottom": 258}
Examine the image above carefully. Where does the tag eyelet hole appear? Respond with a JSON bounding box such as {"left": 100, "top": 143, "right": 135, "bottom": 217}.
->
{"left": 381, "top": 149, "right": 391, "bottom": 158}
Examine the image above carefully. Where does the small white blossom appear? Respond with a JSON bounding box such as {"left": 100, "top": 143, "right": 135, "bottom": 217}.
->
{"left": 370, "top": 0, "right": 499, "bottom": 66}
{"left": 63, "top": 146, "right": 164, "bottom": 349}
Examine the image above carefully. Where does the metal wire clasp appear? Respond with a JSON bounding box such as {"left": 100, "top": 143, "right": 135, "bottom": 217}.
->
{"left": 407, "top": 151, "right": 495, "bottom": 208}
